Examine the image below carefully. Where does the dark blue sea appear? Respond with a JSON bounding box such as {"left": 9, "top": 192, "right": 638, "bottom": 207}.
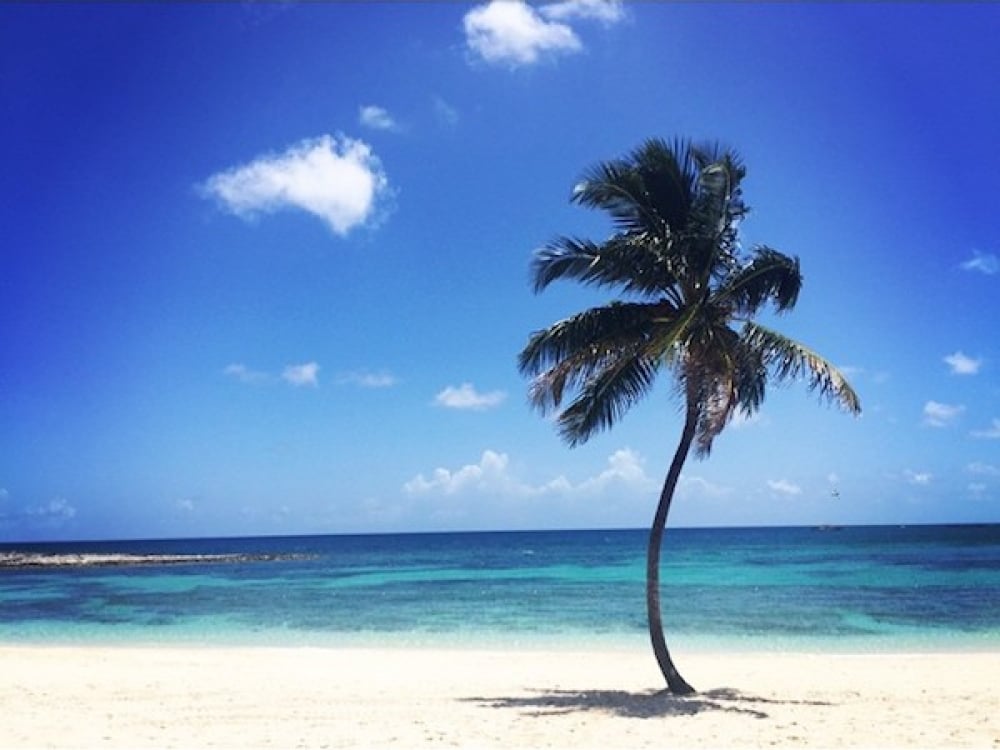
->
{"left": 2, "top": 525, "right": 998, "bottom": 652}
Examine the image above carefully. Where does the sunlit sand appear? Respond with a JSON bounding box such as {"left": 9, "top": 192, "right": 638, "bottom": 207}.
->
{"left": 2, "top": 646, "right": 996, "bottom": 748}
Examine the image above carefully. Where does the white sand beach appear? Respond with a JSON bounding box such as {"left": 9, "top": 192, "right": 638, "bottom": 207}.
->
{"left": 1, "top": 646, "right": 997, "bottom": 748}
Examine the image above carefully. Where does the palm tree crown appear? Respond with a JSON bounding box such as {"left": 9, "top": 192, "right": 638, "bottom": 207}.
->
{"left": 519, "top": 138, "right": 860, "bottom": 452}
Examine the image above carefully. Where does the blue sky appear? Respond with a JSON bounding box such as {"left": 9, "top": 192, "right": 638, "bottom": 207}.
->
{"left": 1, "top": 2, "right": 998, "bottom": 542}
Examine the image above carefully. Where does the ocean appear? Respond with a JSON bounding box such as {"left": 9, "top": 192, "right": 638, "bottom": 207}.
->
{"left": 1, "top": 525, "right": 998, "bottom": 652}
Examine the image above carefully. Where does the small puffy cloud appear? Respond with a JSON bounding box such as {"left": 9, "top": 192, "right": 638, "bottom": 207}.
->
{"left": 224, "top": 363, "right": 270, "bottom": 385}
{"left": 27, "top": 497, "right": 76, "bottom": 521}
{"left": 200, "top": 134, "right": 390, "bottom": 236}
{"left": 971, "top": 418, "right": 1000, "bottom": 439}
{"left": 943, "top": 351, "right": 982, "bottom": 375}
{"left": 282, "top": 362, "right": 320, "bottom": 388}
{"left": 679, "top": 475, "right": 732, "bottom": 500}
{"left": 767, "top": 479, "right": 802, "bottom": 496}
{"left": 433, "top": 96, "right": 459, "bottom": 127}
{"left": 434, "top": 383, "right": 506, "bottom": 411}
{"left": 336, "top": 370, "right": 398, "bottom": 388}
{"left": 359, "top": 105, "right": 398, "bottom": 132}
{"left": 226, "top": 362, "right": 323, "bottom": 388}
{"left": 463, "top": 0, "right": 581, "bottom": 66}
{"left": 541, "top": 0, "right": 624, "bottom": 23}
{"left": 967, "top": 461, "right": 1000, "bottom": 477}
{"left": 904, "top": 470, "right": 932, "bottom": 486}
{"left": 960, "top": 250, "right": 999, "bottom": 275}
{"left": 923, "top": 400, "right": 964, "bottom": 427}
{"left": 176, "top": 498, "right": 195, "bottom": 512}
{"left": 463, "top": 0, "right": 624, "bottom": 67}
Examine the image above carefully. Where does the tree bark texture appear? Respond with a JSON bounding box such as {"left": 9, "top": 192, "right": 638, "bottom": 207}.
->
{"left": 646, "top": 397, "right": 698, "bottom": 695}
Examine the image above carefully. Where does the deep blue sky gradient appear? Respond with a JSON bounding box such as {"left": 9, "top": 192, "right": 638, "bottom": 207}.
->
{"left": 1, "top": 3, "right": 998, "bottom": 541}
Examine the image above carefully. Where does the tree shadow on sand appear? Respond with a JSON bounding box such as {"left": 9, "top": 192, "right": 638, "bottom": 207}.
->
{"left": 461, "top": 687, "right": 833, "bottom": 720}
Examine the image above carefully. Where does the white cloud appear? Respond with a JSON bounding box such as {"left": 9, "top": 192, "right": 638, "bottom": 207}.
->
{"left": 336, "top": 370, "right": 398, "bottom": 388}
{"left": 679, "top": 475, "right": 732, "bottom": 500}
{"left": 462, "top": 0, "right": 625, "bottom": 67}
{"left": 463, "top": 0, "right": 581, "bottom": 66}
{"left": 404, "top": 450, "right": 513, "bottom": 496}
{"left": 904, "top": 470, "right": 932, "bottom": 486}
{"left": 224, "top": 363, "right": 270, "bottom": 385}
{"left": 541, "top": 0, "right": 624, "bottom": 23}
{"left": 767, "top": 479, "right": 802, "bottom": 496}
{"left": 403, "top": 447, "right": 655, "bottom": 499}
{"left": 433, "top": 96, "right": 459, "bottom": 127}
{"left": 223, "top": 362, "right": 322, "bottom": 387}
{"left": 282, "top": 362, "right": 320, "bottom": 388}
{"left": 27, "top": 497, "right": 76, "bottom": 521}
{"left": 968, "top": 482, "right": 987, "bottom": 497}
{"left": 571, "top": 448, "right": 656, "bottom": 495}
{"left": 967, "top": 461, "right": 1000, "bottom": 477}
{"left": 960, "top": 250, "right": 999, "bottom": 275}
{"left": 923, "top": 400, "right": 964, "bottom": 427}
{"left": 176, "top": 498, "right": 195, "bottom": 512}
{"left": 201, "top": 134, "right": 390, "bottom": 236}
{"left": 434, "top": 383, "right": 506, "bottom": 410}
{"left": 971, "top": 418, "right": 1000, "bottom": 439}
{"left": 944, "top": 351, "right": 982, "bottom": 375}
{"left": 359, "top": 105, "right": 398, "bottom": 131}
{"left": 226, "top": 362, "right": 324, "bottom": 388}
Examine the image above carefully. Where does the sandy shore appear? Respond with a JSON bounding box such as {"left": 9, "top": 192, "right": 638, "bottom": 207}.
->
{"left": 1, "top": 646, "right": 997, "bottom": 748}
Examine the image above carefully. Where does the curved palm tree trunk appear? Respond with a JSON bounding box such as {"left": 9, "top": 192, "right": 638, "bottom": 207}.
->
{"left": 646, "top": 398, "right": 698, "bottom": 694}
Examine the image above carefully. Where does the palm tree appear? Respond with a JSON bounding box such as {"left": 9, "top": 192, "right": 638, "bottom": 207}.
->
{"left": 518, "top": 138, "right": 861, "bottom": 694}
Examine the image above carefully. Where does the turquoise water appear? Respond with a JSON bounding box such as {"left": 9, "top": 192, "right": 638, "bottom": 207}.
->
{"left": 1, "top": 525, "right": 998, "bottom": 652}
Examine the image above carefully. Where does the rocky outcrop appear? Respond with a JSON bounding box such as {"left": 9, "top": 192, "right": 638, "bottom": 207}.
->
{"left": 0, "top": 552, "right": 314, "bottom": 568}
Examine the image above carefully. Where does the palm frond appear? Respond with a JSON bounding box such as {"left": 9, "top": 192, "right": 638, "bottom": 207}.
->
{"left": 694, "top": 378, "right": 736, "bottom": 457}
{"left": 742, "top": 322, "right": 862, "bottom": 414}
{"left": 690, "top": 333, "right": 768, "bottom": 457}
{"left": 527, "top": 345, "right": 613, "bottom": 414}
{"left": 530, "top": 235, "right": 682, "bottom": 300}
{"left": 718, "top": 246, "right": 801, "bottom": 315}
{"left": 572, "top": 158, "right": 666, "bottom": 237}
{"left": 681, "top": 150, "right": 747, "bottom": 283}
{"left": 571, "top": 138, "right": 709, "bottom": 239}
{"left": 518, "top": 301, "right": 664, "bottom": 377}
{"left": 680, "top": 323, "right": 741, "bottom": 455}
{"left": 529, "top": 237, "right": 602, "bottom": 292}
{"left": 555, "top": 353, "right": 661, "bottom": 446}
{"left": 628, "top": 138, "right": 700, "bottom": 232}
